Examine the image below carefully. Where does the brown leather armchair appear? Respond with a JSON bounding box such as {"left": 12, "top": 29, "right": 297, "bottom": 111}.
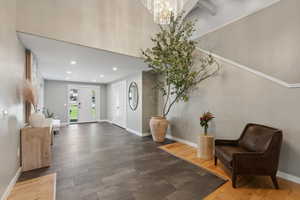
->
{"left": 214, "top": 123, "right": 283, "bottom": 189}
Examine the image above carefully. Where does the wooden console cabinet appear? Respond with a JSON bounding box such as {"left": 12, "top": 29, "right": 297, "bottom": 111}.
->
{"left": 21, "top": 127, "right": 52, "bottom": 172}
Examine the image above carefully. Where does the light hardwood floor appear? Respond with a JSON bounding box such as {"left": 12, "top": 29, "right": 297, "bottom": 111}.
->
{"left": 160, "top": 142, "right": 300, "bottom": 200}
{"left": 7, "top": 173, "right": 56, "bottom": 200}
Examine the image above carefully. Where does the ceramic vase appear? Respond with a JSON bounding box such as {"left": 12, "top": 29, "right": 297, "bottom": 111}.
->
{"left": 149, "top": 116, "right": 169, "bottom": 142}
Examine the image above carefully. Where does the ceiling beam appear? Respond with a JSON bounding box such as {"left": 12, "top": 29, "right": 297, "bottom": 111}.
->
{"left": 197, "top": 0, "right": 217, "bottom": 16}
{"left": 183, "top": 0, "right": 217, "bottom": 18}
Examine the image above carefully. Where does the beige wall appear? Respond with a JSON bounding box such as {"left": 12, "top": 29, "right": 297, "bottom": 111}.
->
{"left": 160, "top": 0, "right": 300, "bottom": 177}
{"left": 16, "top": 0, "right": 158, "bottom": 57}
{"left": 159, "top": 53, "right": 300, "bottom": 177}
{"left": 106, "top": 84, "right": 114, "bottom": 123}
{"left": 197, "top": 0, "right": 300, "bottom": 83}
{"left": 142, "top": 71, "right": 157, "bottom": 133}
{"left": 0, "top": 0, "right": 25, "bottom": 197}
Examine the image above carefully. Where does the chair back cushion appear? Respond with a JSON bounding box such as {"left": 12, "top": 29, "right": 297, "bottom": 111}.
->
{"left": 238, "top": 124, "right": 279, "bottom": 152}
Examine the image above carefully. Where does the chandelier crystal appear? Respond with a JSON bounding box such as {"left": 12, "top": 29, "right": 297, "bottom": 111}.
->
{"left": 141, "top": 0, "right": 184, "bottom": 25}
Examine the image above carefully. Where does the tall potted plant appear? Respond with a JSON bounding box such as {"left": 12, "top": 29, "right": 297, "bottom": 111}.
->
{"left": 142, "top": 13, "right": 220, "bottom": 142}
{"left": 198, "top": 112, "right": 215, "bottom": 160}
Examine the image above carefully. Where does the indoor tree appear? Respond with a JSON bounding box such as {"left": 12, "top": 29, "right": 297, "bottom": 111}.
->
{"left": 142, "top": 13, "right": 220, "bottom": 117}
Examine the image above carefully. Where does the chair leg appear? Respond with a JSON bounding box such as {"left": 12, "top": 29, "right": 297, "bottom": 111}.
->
{"left": 214, "top": 156, "right": 217, "bottom": 166}
{"left": 271, "top": 174, "right": 279, "bottom": 189}
{"left": 232, "top": 173, "right": 237, "bottom": 188}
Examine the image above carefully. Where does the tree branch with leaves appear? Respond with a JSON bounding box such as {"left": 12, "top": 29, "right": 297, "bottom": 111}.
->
{"left": 142, "top": 13, "right": 220, "bottom": 117}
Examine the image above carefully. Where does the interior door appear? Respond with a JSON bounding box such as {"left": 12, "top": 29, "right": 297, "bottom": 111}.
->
{"left": 112, "top": 81, "right": 126, "bottom": 128}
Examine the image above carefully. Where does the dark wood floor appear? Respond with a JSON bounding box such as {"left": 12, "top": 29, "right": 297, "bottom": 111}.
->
{"left": 19, "top": 123, "right": 225, "bottom": 200}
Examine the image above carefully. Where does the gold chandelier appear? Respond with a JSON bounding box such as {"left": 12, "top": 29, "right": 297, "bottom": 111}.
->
{"left": 141, "top": 0, "right": 184, "bottom": 25}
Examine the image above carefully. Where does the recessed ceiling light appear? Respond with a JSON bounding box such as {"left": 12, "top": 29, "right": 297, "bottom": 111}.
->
{"left": 113, "top": 67, "right": 118, "bottom": 71}
{"left": 70, "top": 60, "right": 77, "bottom": 65}
{"left": 100, "top": 74, "right": 104, "bottom": 78}
{"left": 66, "top": 71, "right": 72, "bottom": 74}
{"left": 92, "top": 79, "right": 97, "bottom": 82}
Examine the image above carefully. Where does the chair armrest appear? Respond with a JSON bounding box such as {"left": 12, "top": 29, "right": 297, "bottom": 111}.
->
{"left": 215, "top": 139, "right": 238, "bottom": 146}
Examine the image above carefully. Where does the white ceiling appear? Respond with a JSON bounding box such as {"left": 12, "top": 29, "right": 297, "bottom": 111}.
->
{"left": 184, "top": 0, "right": 280, "bottom": 39}
{"left": 18, "top": 33, "right": 148, "bottom": 84}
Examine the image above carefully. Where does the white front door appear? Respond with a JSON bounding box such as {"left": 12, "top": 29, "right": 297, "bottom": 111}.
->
{"left": 78, "top": 87, "right": 94, "bottom": 122}
{"left": 68, "top": 85, "right": 100, "bottom": 123}
{"left": 112, "top": 81, "right": 126, "bottom": 128}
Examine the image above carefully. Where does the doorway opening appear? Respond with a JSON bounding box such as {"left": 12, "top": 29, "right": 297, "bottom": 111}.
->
{"left": 68, "top": 85, "right": 100, "bottom": 124}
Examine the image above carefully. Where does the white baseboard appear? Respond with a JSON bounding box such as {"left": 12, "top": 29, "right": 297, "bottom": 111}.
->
{"left": 126, "top": 128, "right": 143, "bottom": 136}
{"left": 142, "top": 132, "right": 151, "bottom": 137}
{"left": 53, "top": 174, "right": 57, "bottom": 200}
{"left": 1, "top": 167, "right": 21, "bottom": 200}
{"left": 112, "top": 122, "right": 126, "bottom": 129}
{"left": 166, "top": 135, "right": 300, "bottom": 184}
{"left": 277, "top": 171, "right": 300, "bottom": 184}
{"left": 166, "top": 134, "right": 198, "bottom": 148}
{"left": 126, "top": 128, "right": 151, "bottom": 137}
{"left": 98, "top": 121, "right": 150, "bottom": 137}
{"left": 99, "top": 120, "right": 127, "bottom": 129}
{"left": 97, "top": 120, "right": 111, "bottom": 123}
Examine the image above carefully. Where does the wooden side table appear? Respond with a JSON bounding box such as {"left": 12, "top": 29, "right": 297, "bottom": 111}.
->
{"left": 21, "top": 127, "right": 52, "bottom": 172}
{"left": 197, "top": 135, "right": 214, "bottom": 160}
